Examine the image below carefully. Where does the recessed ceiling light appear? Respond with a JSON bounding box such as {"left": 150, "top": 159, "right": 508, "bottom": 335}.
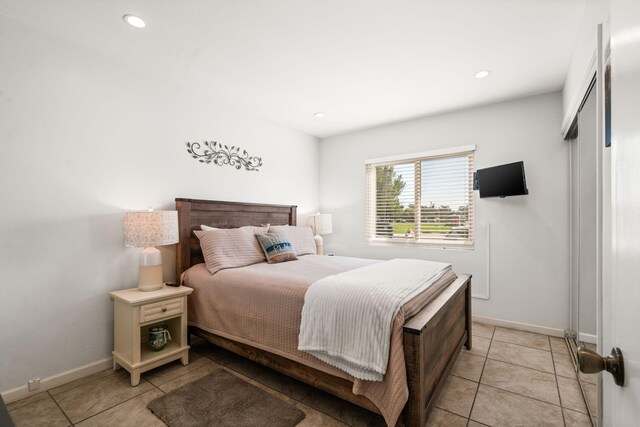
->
{"left": 475, "top": 70, "right": 491, "bottom": 79}
{"left": 313, "top": 112, "right": 325, "bottom": 118}
{"left": 123, "top": 14, "right": 146, "bottom": 28}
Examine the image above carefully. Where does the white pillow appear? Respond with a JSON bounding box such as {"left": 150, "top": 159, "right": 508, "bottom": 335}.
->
{"left": 268, "top": 225, "right": 316, "bottom": 256}
{"left": 194, "top": 228, "right": 266, "bottom": 275}
{"left": 201, "top": 224, "right": 268, "bottom": 232}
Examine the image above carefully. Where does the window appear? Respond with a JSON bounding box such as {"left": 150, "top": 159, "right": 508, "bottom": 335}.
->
{"left": 365, "top": 145, "right": 475, "bottom": 248}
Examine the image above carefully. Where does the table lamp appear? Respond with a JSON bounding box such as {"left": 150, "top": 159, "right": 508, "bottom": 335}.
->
{"left": 124, "top": 210, "right": 179, "bottom": 291}
{"left": 307, "top": 213, "right": 332, "bottom": 255}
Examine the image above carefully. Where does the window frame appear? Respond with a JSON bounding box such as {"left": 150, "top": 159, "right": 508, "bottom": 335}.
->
{"left": 365, "top": 145, "right": 476, "bottom": 250}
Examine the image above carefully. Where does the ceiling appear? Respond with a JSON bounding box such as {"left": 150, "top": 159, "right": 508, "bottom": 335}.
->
{"left": 0, "top": 0, "right": 586, "bottom": 138}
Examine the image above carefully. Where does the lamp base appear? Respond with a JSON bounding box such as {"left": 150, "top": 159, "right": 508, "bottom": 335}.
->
{"left": 138, "top": 284, "right": 163, "bottom": 292}
{"left": 138, "top": 247, "right": 163, "bottom": 292}
{"left": 138, "top": 265, "right": 163, "bottom": 291}
{"left": 313, "top": 234, "right": 324, "bottom": 256}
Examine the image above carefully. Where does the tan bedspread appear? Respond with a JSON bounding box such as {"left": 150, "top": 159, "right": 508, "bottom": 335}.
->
{"left": 182, "top": 255, "right": 456, "bottom": 426}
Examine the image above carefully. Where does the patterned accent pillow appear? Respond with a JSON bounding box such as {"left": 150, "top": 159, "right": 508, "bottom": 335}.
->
{"left": 256, "top": 233, "right": 298, "bottom": 264}
{"left": 268, "top": 225, "right": 317, "bottom": 256}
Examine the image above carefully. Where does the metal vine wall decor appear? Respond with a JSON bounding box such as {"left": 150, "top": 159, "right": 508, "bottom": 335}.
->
{"left": 186, "top": 140, "right": 263, "bottom": 171}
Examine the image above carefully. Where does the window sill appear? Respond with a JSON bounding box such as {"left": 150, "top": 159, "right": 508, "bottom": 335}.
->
{"left": 367, "top": 238, "right": 474, "bottom": 251}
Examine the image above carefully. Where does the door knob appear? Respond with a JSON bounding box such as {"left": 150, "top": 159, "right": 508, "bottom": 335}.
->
{"left": 577, "top": 346, "right": 624, "bottom": 386}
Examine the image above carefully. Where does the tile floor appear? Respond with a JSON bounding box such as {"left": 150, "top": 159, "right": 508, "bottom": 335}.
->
{"left": 6, "top": 323, "right": 595, "bottom": 427}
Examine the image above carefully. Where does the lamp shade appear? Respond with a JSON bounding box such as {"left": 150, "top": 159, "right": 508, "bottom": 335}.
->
{"left": 307, "top": 213, "right": 332, "bottom": 235}
{"left": 124, "top": 211, "right": 179, "bottom": 248}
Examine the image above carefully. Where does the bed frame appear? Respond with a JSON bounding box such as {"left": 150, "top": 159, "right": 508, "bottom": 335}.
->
{"left": 175, "top": 198, "right": 472, "bottom": 426}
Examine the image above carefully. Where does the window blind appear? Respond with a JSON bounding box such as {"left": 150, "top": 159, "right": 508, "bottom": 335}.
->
{"left": 365, "top": 147, "right": 475, "bottom": 248}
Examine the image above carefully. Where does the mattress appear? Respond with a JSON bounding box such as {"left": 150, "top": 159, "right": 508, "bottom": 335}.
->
{"left": 182, "top": 255, "right": 457, "bottom": 426}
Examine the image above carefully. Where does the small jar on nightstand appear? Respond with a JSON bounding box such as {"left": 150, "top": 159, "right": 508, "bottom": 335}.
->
{"left": 109, "top": 285, "right": 193, "bottom": 386}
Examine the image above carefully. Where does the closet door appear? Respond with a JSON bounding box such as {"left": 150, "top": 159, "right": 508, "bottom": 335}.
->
{"left": 568, "top": 82, "right": 599, "bottom": 425}
{"left": 577, "top": 85, "right": 597, "bottom": 349}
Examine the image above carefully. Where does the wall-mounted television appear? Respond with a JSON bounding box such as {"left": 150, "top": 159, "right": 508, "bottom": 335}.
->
{"left": 477, "top": 161, "right": 529, "bottom": 198}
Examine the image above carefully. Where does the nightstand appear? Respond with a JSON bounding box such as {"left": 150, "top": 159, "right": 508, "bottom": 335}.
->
{"left": 110, "top": 285, "right": 193, "bottom": 386}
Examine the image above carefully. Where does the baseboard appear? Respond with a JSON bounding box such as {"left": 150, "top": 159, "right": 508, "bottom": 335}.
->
{"left": 1, "top": 357, "right": 112, "bottom": 404}
{"left": 578, "top": 332, "right": 597, "bottom": 344}
{"left": 473, "top": 315, "right": 565, "bottom": 338}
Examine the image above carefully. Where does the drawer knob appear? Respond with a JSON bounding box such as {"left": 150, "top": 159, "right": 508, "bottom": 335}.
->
{"left": 162, "top": 307, "right": 167, "bottom": 312}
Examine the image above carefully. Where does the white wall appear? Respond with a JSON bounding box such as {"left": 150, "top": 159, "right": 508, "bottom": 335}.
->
{"left": 562, "top": 0, "right": 609, "bottom": 130}
{"left": 0, "top": 16, "right": 319, "bottom": 393}
{"left": 320, "top": 92, "right": 569, "bottom": 330}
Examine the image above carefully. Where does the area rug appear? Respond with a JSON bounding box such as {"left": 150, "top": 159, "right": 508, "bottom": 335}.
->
{"left": 147, "top": 369, "right": 306, "bottom": 427}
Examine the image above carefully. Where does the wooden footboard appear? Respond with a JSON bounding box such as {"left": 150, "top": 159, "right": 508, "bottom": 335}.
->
{"left": 402, "top": 274, "right": 472, "bottom": 426}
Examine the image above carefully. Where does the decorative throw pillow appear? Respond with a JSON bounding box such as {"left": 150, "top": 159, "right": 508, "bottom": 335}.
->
{"left": 256, "top": 233, "right": 298, "bottom": 264}
{"left": 268, "top": 225, "right": 317, "bottom": 256}
{"left": 194, "top": 228, "right": 266, "bottom": 275}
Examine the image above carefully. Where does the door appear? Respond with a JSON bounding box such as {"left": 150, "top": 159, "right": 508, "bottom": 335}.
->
{"left": 603, "top": 1, "right": 640, "bottom": 425}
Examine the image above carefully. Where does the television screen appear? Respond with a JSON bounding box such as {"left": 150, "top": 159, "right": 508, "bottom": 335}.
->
{"left": 477, "top": 161, "right": 528, "bottom": 198}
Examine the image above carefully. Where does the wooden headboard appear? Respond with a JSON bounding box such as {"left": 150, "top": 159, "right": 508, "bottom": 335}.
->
{"left": 175, "top": 198, "right": 297, "bottom": 278}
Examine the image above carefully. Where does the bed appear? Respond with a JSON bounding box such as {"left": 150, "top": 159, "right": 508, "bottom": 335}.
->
{"left": 175, "top": 198, "right": 472, "bottom": 426}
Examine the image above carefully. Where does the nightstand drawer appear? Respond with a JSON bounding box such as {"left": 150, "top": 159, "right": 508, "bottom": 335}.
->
{"left": 140, "top": 297, "right": 183, "bottom": 322}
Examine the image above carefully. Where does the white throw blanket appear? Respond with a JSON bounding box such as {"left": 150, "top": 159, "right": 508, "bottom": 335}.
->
{"left": 298, "top": 258, "right": 451, "bottom": 381}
